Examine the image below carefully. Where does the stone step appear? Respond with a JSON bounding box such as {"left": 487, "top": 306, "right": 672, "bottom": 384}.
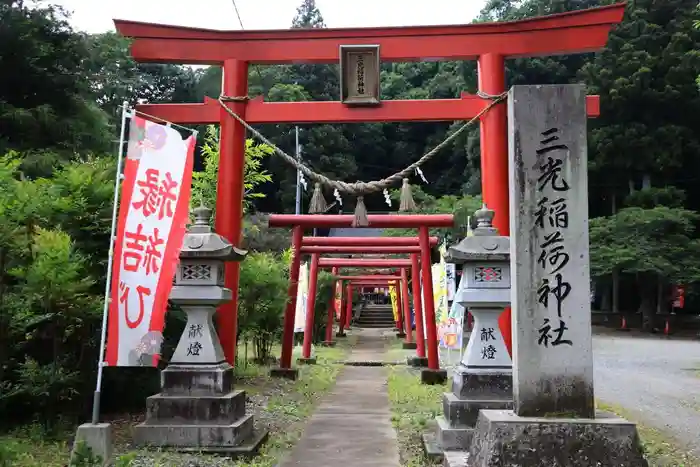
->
{"left": 357, "top": 323, "right": 395, "bottom": 328}
{"left": 442, "top": 392, "right": 513, "bottom": 428}
{"left": 443, "top": 450, "right": 469, "bottom": 467}
{"left": 145, "top": 390, "right": 246, "bottom": 425}
{"left": 356, "top": 318, "right": 396, "bottom": 324}
{"left": 133, "top": 413, "right": 254, "bottom": 448}
{"left": 436, "top": 415, "right": 474, "bottom": 451}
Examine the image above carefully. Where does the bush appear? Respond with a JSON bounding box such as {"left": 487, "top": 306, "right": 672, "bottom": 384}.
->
{"left": 237, "top": 251, "right": 289, "bottom": 363}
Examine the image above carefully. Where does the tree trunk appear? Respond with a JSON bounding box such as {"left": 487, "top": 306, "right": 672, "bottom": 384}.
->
{"left": 611, "top": 194, "right": 619, "bottom": 314}
{"left": 637, "top": 274, "right": 656, "bottom": 332}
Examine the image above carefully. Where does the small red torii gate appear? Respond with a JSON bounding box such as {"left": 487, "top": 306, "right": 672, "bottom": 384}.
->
{"left": 113, "top": 4, "right": 625, "bottom": 366}
{"left": 270, "top": 213, "right": 453, "bottom": 380}
{"left": 304, "top": 236, "right": 436, "bottom": 360}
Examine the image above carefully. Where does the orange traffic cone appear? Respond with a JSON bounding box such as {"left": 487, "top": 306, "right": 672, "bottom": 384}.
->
{"left": 664, "top": 317, "right": 671, "bottom": 336}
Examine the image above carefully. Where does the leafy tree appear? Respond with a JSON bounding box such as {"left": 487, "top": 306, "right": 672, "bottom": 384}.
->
{"left": 383, "top": 187, "right": 482, "bottom": 244}
{"left": 190, "top": 125, "right": 273, "bottom": 217}
{"left": 291, "top": 0, "right": 326, "bottom": 28}
{"left": 590, "top": 202, "right": 700, "bottom": 330}
{"left": 83, "top": 32, "right": 202, "bottom": 119}
{"left": 0, "top": 1, "right": 113, "bottom": 168}
{"left": 582, "top": 0, "right": 700, "bottom": 215}
{"left": 237, "top": 252, "right": 289, "bottom": 362}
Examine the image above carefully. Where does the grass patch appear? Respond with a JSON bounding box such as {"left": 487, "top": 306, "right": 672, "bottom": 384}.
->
{"left": 0, "top": 430, "right": 70, "bottom": 467}
{"left": 0, "top": 344, "right": 348, "bottom": 467}
{"left": 598, "top": 401, "right": 700, "bottom": 467}
{"left": 387, "top": 365, "right": 447, "bottom": 467}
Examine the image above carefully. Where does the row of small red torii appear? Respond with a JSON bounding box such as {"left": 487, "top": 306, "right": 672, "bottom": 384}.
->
{"left": 269, "top": 214, "right": 449, "bottom": 371}
{"left": 113, "top": 4, "right": 625, "bottom": 367}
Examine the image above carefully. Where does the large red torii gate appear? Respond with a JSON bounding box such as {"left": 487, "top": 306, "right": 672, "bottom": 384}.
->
{"left": 114, "top": 4, "right": 625, "bottom": 366}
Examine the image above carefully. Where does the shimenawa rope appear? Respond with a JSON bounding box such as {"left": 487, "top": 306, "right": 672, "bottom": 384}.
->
{"left": 218, "top": 92, "right": 507, "bottom": 225}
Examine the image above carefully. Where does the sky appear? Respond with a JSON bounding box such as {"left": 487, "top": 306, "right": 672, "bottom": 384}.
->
{"left": 53, "top": 0, "right": 487, "bottom": 33}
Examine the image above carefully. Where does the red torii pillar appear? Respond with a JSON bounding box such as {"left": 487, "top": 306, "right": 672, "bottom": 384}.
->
{"left": 411, "top": 253, "right": 427, "bottom": 366}
{"left": 322, "top": 266, "right": 339, "bottom": 347}
{"left": 115, "top": 5, "right": 623, "bottom": 367}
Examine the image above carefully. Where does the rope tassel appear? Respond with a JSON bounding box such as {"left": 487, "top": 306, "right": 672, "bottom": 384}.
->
{"left": 352, "top": 196, "right": 369, "bottom": 227}
{"left": 399, "top": 178, "right": 417, "bottom": 212}
{"left": 308, "top": 182, "right": 328, "bottom": 213}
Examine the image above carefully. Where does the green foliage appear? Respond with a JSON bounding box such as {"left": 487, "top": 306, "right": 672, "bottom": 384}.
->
{"left": 0, "top": 153, "right": 108, "bottom": 429}
{"left": 312, "top": 271, "right": 335, "bottom": 343}
{"left": 69, "top": 441, "right": 102, "bottom": 467}
{"left": 383, "top": 187, "right": 481, "bottom": 243}
{"left": 191, "top": 125, "right": 273, "bottom": 217}
{"left": 590, "top": 205, "right": 700, "bottom": 281}
{"left": 237, "top": 252, "right": 289, "bottom": 362}
{"left": 0, "top": 1, "right": 113, "bottom": 166}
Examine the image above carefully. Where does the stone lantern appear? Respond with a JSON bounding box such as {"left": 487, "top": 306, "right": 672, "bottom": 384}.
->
{"left": 134, "top": 205, "right": 268, "bottom": 453}
{"left": 423, "top": 205, "right": 513, "bottom": 457}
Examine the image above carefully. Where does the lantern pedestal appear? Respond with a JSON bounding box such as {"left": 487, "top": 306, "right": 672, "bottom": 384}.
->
{"left": 424, "top": 206, "right": 514, "bottom": 460}
{"left": 134, "top": 302, "right": 268, "bottom": 453}
{"left": 133, "top": 206, "right": 267, "bottom": 455}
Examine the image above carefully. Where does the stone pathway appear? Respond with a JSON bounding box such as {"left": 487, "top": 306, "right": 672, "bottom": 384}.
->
{"left": 279, "top": 329, "right": 401, "bottom": 467}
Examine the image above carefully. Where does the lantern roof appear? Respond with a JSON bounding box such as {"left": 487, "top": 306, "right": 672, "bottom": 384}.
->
{"left": 446, "top": 205, "right": 509, "bottom": 263}
{"left": 180, "top": 205, "right": 247, "bottom": 261}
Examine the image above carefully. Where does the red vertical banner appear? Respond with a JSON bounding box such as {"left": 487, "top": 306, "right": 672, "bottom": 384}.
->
{"left": 106, "top": 116, "right": 195, "bottom": 366}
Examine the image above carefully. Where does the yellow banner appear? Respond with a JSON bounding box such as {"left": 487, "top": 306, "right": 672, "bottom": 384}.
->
{"left": 388, "top": 282, "right": 399, "bottom": 322}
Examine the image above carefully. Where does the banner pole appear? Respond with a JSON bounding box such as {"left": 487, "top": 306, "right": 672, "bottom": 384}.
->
{"left": 91, "top": 101, "right": 130, "bottom": 425}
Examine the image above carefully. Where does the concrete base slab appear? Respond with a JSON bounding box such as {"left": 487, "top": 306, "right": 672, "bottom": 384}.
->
{"left": 402, "top": 342, "right": 418, "bottom": 350}
{"left": 169, "top": 429, "right": 268, "bottom": 457}
{"left": 269, "top": 367, "right": 299, "bottom": 380}
{"left": 442, "top": 392, "right": 512, "bottom": 427}
{"left": 466, "top": 410, "right": 648, "bottom": 467}
{"left": 396, "top": 332, "right": 406, "bottom": 338}
{"left": 421, "top": 368, "right": 448, "bottom": 385}
{"left": 407, "top": 356, "right": 429, "bottom": 368}
{"left": 297, "top": 357, "right": 317, "bottom": 365}
{"left": 72, "top": 423, "right": 113, "bottom": 466}
{"left": 133, "top": 413, "right": 254, "bottom": 448}
{"left": 336, "top": 332, "right": 347, "bottom": 338}
{"left": 436, "top": 415, "right": 473, "bottom": 451}
{"left": 320, "top": 341, "right": 337, "bottom": 347}
{"left": 421, "top": 432, "right": 444, "bottom": 462}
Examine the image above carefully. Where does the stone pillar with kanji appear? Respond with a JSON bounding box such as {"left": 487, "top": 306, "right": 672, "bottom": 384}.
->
{"left": 422, "top": 205, "right": 513, "bottom": 460}
{"left": 458, "top": 85, "right": 647, "bottom": 467}
{"left": 133, "top": 205, "right": 268, "bottom": 454}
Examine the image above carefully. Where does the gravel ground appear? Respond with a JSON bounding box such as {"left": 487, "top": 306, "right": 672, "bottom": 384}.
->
{"left": 594, "top": 334, "right": 700, "bottom": 458}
